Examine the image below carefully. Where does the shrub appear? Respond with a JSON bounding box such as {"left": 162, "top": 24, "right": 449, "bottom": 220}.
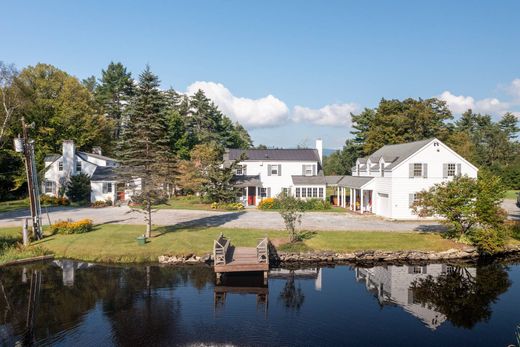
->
{"left": 258, "top": 198, "right": 280, "bottom": 210}
{"left": 301, "top": 198, "right": 331, "bottom": 211}
{"left": 91, "top": 200, "right": 108, "bottom": 208}
{"left": 66, "top": 173, "right": 91, "bottom": 203}
{"left": 49, "top": 219, "right": 93, "bottom": 235}
{"left": 508, "top": 222, "right": 520, "bottom": 240}
{"left": 470, "top": 227, "right": 508, "bottom": 255}
{"left": 211, "top": 202, "right": 244, "bottom": 210}
{"left": 40, "top": 195, "right": 69, "bottom": 206}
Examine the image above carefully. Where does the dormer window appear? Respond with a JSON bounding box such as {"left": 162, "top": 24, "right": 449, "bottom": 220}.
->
{"left": 235, "top": 165, "right": 244, "bottom": 175}
{"left": 302, "top": 164, "right": 314, "bottom": 176}
{"left": 58, "top": 161, "right": 63, "bottom": 171}
{"left": 76, "top": 161, "right": 82, "bottom": 173}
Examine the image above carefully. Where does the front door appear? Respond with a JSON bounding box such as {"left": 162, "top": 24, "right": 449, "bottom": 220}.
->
{"left": 247, "top": 186, "right": 256, "bottom": 205}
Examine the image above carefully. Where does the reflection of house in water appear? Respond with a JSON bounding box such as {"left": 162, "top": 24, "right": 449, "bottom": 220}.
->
{"left": 214, "top": 273, "right": 269, "bottom": 315}
{"left": 52, "top": 260, "right": 95, "bottom": 286}
{"left": 355, "top": 264, "right": 476, "bottom": 330}
{"left": 268, "top": 268, "right": 322, "bottom": 291}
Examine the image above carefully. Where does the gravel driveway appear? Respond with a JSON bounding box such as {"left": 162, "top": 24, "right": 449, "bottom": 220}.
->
{"left": 1, "top": 200, "right": 516, "bottom": 232}
{"left": 0, "top": 206, "right": 442, "bottom": 232}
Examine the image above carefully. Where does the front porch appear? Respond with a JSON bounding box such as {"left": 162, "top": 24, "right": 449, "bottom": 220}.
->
{"left": 333, "top": 176, "right": 375, "bottom": 214}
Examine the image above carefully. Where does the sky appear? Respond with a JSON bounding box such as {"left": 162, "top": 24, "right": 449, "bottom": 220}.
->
{"left": 2, "top": 0, "right": 520, "bottom": 148}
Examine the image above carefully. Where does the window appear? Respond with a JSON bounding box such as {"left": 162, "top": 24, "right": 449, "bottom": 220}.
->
{"left": 318, "top": 188, "right": 324, "bottom": 198}
{"left": 413, "top": 163, "right": 423, "bottom": 177}
{"left": 58, "top": 161, "right": 63, "bottom": 171}
{"left": 380, "top": 163, "right": 385, "bottom": 177}
{"left": 44, "top": 181, "right": 54, "bottom": 194}
{"left": 295, "top": 188, "right": 301, "bottom": 198}
{"left": 270, "top": 165, "right": 278, "bottom": 176}
{"left": 409, "top": 193, "right": 419, "bottom": 207}
{"left": 447, "top": 163, "right": 456, "bottom": 177}
{"left": 282, "top": 188, "right": 289, "bottom": 196}
{"left": 76, "top": 161, "right": 82, "bottom": 172}
{"left": 301, "top": 187, "right": 307, "bottom": 198}
{"left": 307, "top": 188, "right": 312, "bottom": 197}
{"left": 303, "top": 165, "right": 314, "bottom": 176}
{"left": 260, "top": 188, "right": 267, "bottom": 198}
{"left": 312, "top": 188, "right": 317, "bottom": 198}
{"left": 103, "top": 182, "right": 113, "bottom": 194}
{"left": 235, "top": 165, "right": 244, "bottom": 175}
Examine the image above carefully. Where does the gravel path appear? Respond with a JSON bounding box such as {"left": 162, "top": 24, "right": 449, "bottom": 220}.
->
{"left": 0, "top": 206, "right": 443, "bottom": 232}
{"left": 1, "top": 200, "right": 516, "bottom": 232}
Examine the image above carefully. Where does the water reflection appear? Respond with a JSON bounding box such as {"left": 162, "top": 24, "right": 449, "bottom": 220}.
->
{"left": 0, "top": 260, "right": 516, "bottom": 346}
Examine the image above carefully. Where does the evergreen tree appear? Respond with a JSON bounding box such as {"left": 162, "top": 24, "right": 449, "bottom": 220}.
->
{"left": 66, "top": 173, "right": 91, "bottom": 204}
{"left": 95, "top": 62, "right": 134, "bottom": 140}
{"left": 118, "top": 66, "right": 173, "bottom": 237}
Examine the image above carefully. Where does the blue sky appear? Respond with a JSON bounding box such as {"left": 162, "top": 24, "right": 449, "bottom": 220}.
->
{"left": 2, "top": 0, "right": 519, "bottom": 148}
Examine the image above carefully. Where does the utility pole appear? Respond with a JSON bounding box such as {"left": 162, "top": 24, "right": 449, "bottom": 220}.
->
{"left": 14, "top": 117, "right": 42, "bottom": 240}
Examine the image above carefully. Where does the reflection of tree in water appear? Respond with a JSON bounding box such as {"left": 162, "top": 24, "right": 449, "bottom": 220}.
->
{"left": 279, "top": 272, "right": 305, "bottom": 310}
{"left": 0, "top": 264, "right": 214, "bottom": 344}
{"left": 411, "top": 264, "right": 511, "bottom": 329}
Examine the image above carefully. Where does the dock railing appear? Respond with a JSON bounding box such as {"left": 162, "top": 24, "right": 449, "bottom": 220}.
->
{"left": 256, "top": 237, "right": 269, "bottom": 264}
{"left": 214, "top": 233, "right": 230, "bottom": 266}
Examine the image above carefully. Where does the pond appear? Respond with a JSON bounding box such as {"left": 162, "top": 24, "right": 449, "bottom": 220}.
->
{"left": 0, "top": 260, "right": 519, "bottom": 346}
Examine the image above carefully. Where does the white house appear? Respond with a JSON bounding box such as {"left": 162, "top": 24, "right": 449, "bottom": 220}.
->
{"left": 335, "top": 138, "right": 478, "bottom": 219}
{"left": 43, "top": 140, "right": 122, "bottom": 203}
{"left": 226, "top": 139, "right": 327, "bottom": 206}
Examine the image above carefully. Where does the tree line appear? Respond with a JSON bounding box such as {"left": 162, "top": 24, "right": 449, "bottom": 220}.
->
{"left": 0, "top": 61, "right": 252, "bottom": 201}
{"left": 324, "top": 98, "right": 520, "bottom": 189}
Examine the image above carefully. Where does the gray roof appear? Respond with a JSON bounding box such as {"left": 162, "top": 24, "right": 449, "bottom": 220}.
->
{"left": 291, "top": 176, "right": 326, "bottom": 185}
{"left": 78, "top": 151, "right": 117, "bottom": 162}
{"left": 323, "top": 175, "right": 344, "bottom": 185}
{"left": 338, "top": 176, "right": 374, "bottom": 188}
{"left": 361, "top": 138, "right": 434, "bottom": 169}
{"left": 44, "top": 154, "right": 61, "bottom": 162}
{"left": 228, "top": 148, "right": 320, "bottom": 162}
{"left": 91, "top": 166, "right": 118, "bottom": 181}
{"left": 231, "top": 175, "right": 262, "bottom": 187}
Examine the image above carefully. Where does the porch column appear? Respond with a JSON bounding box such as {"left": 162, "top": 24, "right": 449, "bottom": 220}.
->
{"left": 350, "top": 188, "right": 353, "bottom": 210}
{"left": 360, "top": 189, "right": 364, "bottom": 213}
{"left": 245, "top": 187, "right": 248, "bottom": 205}
{"left": 352, "top": 189, "right": 356, "bottom": 211}
{"left": 336, "top": 186, "right": 340, "bottom": 206}
{"left": 342, "top": 188, "right": 346, "bottom": 208}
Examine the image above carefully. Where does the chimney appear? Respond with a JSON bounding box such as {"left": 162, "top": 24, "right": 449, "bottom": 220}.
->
{"left": 315, "top": 139, "right": 323, "bottom": 164}
{"left": 92, "top": 146, "right": 102, "bottom": 156}
{"left": 62, "top": 140, "right": 76, "bottom": 175}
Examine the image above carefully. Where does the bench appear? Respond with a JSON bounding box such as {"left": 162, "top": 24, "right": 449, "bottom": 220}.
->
{"left": 213, "top": 233, "right": 230, "bottom": 266}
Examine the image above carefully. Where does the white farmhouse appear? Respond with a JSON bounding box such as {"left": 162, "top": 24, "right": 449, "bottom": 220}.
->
{"left": 43, "top": 140, "right": 122, "bottom": 203}
{"left": 335, "top": 138, "right": 478, "bottom": 219}
{"left": 226, "top": 140, "right": 326, "bottom": 206}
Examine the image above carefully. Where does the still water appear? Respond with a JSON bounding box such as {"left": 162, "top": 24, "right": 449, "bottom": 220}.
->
{"left": 0, "top": 260, "right": 519, "bottom": 346}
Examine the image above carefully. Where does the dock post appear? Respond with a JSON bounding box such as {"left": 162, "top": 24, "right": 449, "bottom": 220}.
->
{"left": 263, "top": 271, "right": 268, "bottom": 285}
{"left": 216, "top": 272, "right": 222, "bottom": 285}
{"left": 22, "top": 218, "right": 29, "bottom": 246}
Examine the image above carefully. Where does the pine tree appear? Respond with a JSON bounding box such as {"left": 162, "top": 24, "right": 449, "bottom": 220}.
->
{"left": 118, "top": 66, "right": 173, "bottom": 237}
{"left": 95, "top": 62, "right": 134, "bottom": 140}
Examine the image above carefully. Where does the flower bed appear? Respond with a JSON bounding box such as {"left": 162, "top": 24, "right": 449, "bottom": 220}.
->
{"left": 211, "top": 202, "right": 244, "bottom": 211}
{"left": 40, "top": 195, "right": 70, "bottom": 206}
{"left": 258, "top": 197, "right": 331, "bottom": 211}
{"left": 49, "top": 219, "right": 93, "bottom": 235}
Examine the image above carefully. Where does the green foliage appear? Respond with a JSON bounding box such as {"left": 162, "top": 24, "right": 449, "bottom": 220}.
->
{"left": 49, "top": 219, "right": 93, "bottom": 235}
{"left": 323, "top": 139, "right": 361, "bottom": 175}
{"left": 509, "top": 222, "right": 520, "bottom": 240}
{"left": 66, "top": 173, "right": 91, "bottom": 204}
{"left": 40, "top": 195, "right": 69, "bottom": 206}
{"left": 0, "top": 149, "right": 23, "bottom": 200}
{"left": 258, "top": 197, "right": 331, "bottom": 211}
{"left": 469, "top": 226, "right": 508, "bottom": 255}
{"left": 91, "top": 199, "right": 113, "bottom": 208}
{"left": 277, "top": 193, "right": 305, "bottom": 242}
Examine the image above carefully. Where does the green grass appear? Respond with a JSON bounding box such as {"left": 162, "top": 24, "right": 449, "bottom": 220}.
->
{"left": 0, "top": 198, "right": 29, "bottom": 213}
{"left": 505, "top": 190, "right": 519, "bottom": 200}
{"left": 153, "top": 196, "right": 214, "bottom": 211}
{"left": 0, "top": 227, "right": 51, "bottom": 265}
{"left": 0, "top": 223, "right": 468, "bottom": 264}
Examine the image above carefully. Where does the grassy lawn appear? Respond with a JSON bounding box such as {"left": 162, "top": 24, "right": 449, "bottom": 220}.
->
{"left": 0, "top": 198, "right": 29, "bottom": 213}
{"left": 153, "top": 196, "right": 214, "bottom": 211}
{"left": 505, "top": 190, "right": 519, "bottom": 200}
{"left": 0, "top": 227, "right": 50, "bottom": 265}
{"left": 0, "top": 223, "right": 467, "bottom": 264}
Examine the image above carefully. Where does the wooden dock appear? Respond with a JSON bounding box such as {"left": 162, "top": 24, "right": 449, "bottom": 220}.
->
{"left": 213, "top": 233, "right": 269, "bottom": 281}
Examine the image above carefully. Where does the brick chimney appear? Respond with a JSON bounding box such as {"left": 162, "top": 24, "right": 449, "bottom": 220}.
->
{"left": 92, "top": 146, "right": 102, "bottom": 156}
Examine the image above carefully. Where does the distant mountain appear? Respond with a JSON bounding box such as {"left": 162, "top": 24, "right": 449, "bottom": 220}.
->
{"left": 323, "top": 148, "right": 339, "bottom": 157}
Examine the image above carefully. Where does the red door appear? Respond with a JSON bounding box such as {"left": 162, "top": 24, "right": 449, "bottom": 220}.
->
{"left": 247, "top": 187, "right": 256, "bottom": 205}
{"left": 117, "top": 191, "right": 125, "bottom": 201}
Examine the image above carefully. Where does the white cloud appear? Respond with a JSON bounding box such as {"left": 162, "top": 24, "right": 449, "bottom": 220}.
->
{"left": 438, "top": 91, "right": 509, "bottom": 115}
{"left": 507, "top": 78, "right": 520, "bottom": 101}
{"left": 292, "top": 103, "right": 358, "bottom": 126}
{"left": 186, "top": 81, "right": 289, "bottom": 128}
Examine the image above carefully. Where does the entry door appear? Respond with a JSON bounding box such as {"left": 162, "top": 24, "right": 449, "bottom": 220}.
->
{"left": 247, "top": 186, "right": 256, "bottom": 205}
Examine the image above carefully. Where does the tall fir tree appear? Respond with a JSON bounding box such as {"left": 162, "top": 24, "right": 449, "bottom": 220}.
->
{"left": 118, "top": 66, "right": 173, "bottom": 237}
{"left": 95, "top": 62, "right": 134, "bottom": 140}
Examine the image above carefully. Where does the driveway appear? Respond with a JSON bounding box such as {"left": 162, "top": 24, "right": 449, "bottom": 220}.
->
{"left": 0, "top": 206, "right": 442, "bottom": 232}
{"left": 1, "top": 200, "right": 516, "bottom": 232}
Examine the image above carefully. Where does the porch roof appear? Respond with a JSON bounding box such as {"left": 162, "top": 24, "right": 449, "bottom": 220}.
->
{"left": 231, "top": 175, "right": 262, "bottom": 188}
{"left": 337, "top": 176, "right": 374, "bottom": 189}
{"left": 291, "top": 175, "right": 327, "bottom": 185}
